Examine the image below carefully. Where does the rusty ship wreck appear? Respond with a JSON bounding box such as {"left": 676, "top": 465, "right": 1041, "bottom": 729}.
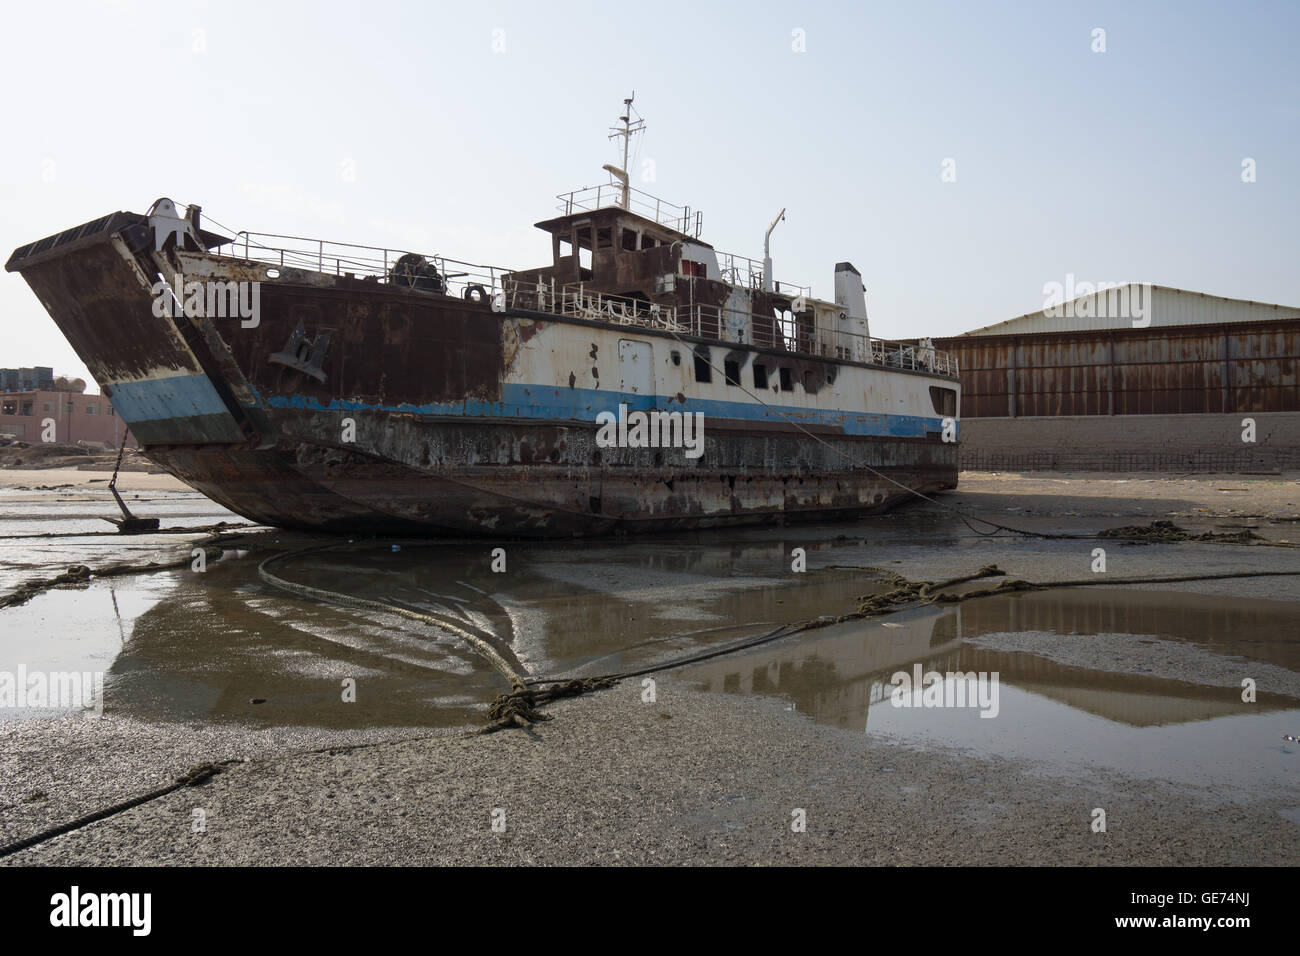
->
{"left": 6, "top": 103, "right": 960, "bottom": 537}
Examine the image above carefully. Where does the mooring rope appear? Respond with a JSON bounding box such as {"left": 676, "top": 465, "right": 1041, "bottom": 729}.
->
{"left": 6, "top": 558, "right": 1299, "bottom": 860}
{"left": 0, "top": 522, "right": 254, "bottom": 542}
{"left": 652, "top": 322, "right": 1288, "bottom": 542}
{"left": 0, "top": 761, "right": 242, "bottom": 860}
{"left": 255, "top": 547, "right": 596, "bottom": 732}
{"left": 0, "top": 541, "right": 225, "bottom": 610}
{"left": 257, "top": 547, "right": 521, "bottom": 680}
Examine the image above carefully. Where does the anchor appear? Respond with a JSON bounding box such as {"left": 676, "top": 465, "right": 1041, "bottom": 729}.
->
{"left": 103, "top": 440, "right": 160, "bottom": 534}
{"left": 269, "top": 319, "right": 331, "bottom": 383}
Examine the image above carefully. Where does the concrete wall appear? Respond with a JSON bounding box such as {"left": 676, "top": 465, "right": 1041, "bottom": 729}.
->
{"left": 957, "top": 412, "right": 1300, "bottom": 472}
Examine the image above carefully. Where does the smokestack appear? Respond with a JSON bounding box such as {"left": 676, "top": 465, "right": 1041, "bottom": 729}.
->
{"left": 834, "top": 262, "right": 869, "bottom": 340}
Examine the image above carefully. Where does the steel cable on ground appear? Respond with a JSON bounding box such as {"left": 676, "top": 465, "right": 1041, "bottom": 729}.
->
{"left": 6, "top": 557, "right": 1299, "bottom": 860}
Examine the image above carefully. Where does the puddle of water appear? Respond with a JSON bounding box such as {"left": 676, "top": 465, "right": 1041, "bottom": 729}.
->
{"left": 681, "top": 590, "right": 1300, "bottom": 797}
{"left": 2, "top": 523, "right": 1299, "bottom": 800}
{"left": 0, "top": 534, "right": 879, "bottom": 729}
{"left": 0, "top": 488, "right": 239, "bottom": 590}
{"left": 0, "top": 550, "right": 502, "bottom": 729}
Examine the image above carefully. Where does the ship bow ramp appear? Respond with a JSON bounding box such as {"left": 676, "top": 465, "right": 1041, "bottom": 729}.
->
{"left": 6, "top": 206, "right": 258, "bottom": 447}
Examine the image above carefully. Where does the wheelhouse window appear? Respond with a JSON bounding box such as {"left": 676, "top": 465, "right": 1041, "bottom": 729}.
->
{"left": 576, "top": 226, "right": 593, "bottom": 272}
{"left": 778, "top": 368, "right": 793, "bottom": 392}
{"left": 724, "top": 360, "right": 741, "bottom": 386}
{"left": 753, "top": 364, "right": 768, "bottom": 389}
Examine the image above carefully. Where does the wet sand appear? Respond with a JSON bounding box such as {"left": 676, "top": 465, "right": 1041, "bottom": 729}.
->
{"left": 0, "top": 467, "right": 190, "bottom": 492}
{"left": 4, "top": 678, "right": 1296, "bottom": 866}
{"left": 1, "top": 471, "right": 1299, "bottom": 865}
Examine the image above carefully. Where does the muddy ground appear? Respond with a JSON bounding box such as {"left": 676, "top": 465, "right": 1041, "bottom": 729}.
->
{"left": 1, "top": 470, "right": 1298, "bottom": 865}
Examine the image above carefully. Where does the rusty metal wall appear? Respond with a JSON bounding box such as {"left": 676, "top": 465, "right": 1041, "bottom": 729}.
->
{"left": 933, "top": 318, "right": 1300, "bottom": 417}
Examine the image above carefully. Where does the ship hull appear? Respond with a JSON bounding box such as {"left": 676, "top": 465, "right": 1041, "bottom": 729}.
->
{"left": 147, "top": 430, "right": 955, "bottom": 536}
{"left": 7, "top": 211, "right": 959, "bottom": 538}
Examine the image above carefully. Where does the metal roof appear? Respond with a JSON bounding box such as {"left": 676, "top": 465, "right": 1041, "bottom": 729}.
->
{"left": 961, "top": 284, "right": 1300, "bottom": 336}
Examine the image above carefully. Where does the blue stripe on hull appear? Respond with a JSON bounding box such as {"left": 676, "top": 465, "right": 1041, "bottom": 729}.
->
{"left": 265, "top": 383, "right": 957, "bottom": 440}
{"left": 108, "top": 373, "right": 231, "bottom": 423}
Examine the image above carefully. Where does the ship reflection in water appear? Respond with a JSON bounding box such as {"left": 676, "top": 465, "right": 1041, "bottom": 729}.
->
{"left": 683, "top": 589, "right": 1300, "bottom": 793}
{"left": 685, "top": 590, "right": 1300, "bottom": 730}
{"left": 4, "top": 533, "right": 1298, "bottom": 794}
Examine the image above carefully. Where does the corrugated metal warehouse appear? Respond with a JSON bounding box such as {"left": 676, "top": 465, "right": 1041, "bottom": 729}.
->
{"left": 933, "top": 285, "right": 1300, "bottom": 472}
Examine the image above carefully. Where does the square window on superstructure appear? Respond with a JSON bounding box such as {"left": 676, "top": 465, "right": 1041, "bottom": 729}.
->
{"left": 596, "top": 227, "right": 613, "bottom": 250}
{"left": 929, "top": 386, "right": 957, "bottom": 417}
{"left": 779, "top": 368, "right": 793, "bottom": 392}
{"left": 724, "top": 360, "right": 740, "bottom": 386}
{"left": 85, "top": 404, "right": 97, "bottom": 415}
{"left": 753, "top": 364, "right": 768, "bottom": 389}
{"left": 694, "top": 350, "right": 711, "bottom": 383}
{"left": 621, "top": 229, "right": 638, "bottom": 251}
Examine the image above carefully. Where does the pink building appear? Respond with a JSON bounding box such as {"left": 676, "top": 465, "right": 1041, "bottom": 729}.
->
{"left": 0, "top": 389, "right": 136, "bottom": 447}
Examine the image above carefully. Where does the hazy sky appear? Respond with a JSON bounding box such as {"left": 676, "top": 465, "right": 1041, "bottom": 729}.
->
{"left": 2, "top": 0, "right": 1296, "bottom": 388}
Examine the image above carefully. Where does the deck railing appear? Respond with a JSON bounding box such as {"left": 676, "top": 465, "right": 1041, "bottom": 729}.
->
{"left": 216, "top": 231, "right": 508, "bottom": 302}
{"left": 713, "top": 250, "right": 811, "bottom": 298}
{"left": 555, "top": 185, "right": 703, "bottom": 238}
{"left": 502, "top": 281, "right": 958, "bottom": 377}
{"left": 209, "top": 234, "right": 956, "bottom": 376}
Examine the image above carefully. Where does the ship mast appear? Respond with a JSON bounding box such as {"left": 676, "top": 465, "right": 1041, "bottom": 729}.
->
{"left": 606, "top": 93, "right": 644, "bottom": 210}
